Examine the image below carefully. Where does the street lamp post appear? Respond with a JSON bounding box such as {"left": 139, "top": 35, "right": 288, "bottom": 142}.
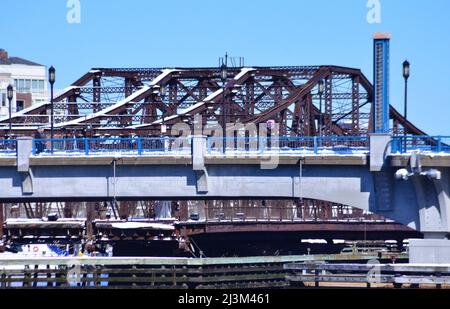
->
{"left": 402, "top": 60, "right": 410, "bottom": 125}
{"left": 220, "top": 62, "right": 228, "bottom": 154}
{"left": 402, "top": 60, "right": 410, "bottom": 152}
{"left": 317, "top": 80, "right": 325, "bottom": 136}
{"left": 48, "top": 66, "right": 56, "bottom": 153}
{"left": 6, "top": 85, "right": 13, "bottom": 138}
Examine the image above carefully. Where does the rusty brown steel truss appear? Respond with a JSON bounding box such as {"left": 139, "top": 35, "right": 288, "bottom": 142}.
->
{"left": 3, "top": 200, "right": 385, "bottom": 222}
{"left": 0, "top": 65, "right": 426, "bottom": 137}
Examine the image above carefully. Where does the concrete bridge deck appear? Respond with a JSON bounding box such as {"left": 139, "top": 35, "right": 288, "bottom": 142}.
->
{"left": 1, "top": 153, "right": 449, "bottom": 167}
{"left": 0, "top": 135, "right": 448, "bottom": 242}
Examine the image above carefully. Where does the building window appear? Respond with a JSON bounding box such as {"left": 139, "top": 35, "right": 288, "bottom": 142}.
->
{"left": 18, "top": 79, "right": 25, "bottom": 92}
{"left": 39, "top": 80, "right": 45, "bottom": 90}
{"left": 15, "top": 80, "right": 36, "bottom": 93}
{"left": 1, "top": 93, "right": 5, "bottom": 107}
{"left": 16, "top": 100, "right": 24, "bottom": 112}
{"left": 32, "top": 80, "right": 38, "bottom": 90}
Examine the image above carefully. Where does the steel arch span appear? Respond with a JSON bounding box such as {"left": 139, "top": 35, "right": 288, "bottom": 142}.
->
{"left": 0, "top": 65, "right": 426, "bottom": 138}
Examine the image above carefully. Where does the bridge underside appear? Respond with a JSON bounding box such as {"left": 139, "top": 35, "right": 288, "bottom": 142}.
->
{"left": 2, "top": 155, "right": 449, "bottom": 235}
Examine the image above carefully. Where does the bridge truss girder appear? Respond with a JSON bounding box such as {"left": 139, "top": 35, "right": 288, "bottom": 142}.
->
{"left": 0, "top": 66, "right": 427, "bottom": 137}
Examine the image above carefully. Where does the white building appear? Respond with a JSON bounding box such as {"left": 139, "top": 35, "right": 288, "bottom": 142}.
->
{"left": 0, "top": 49, "right": 48, "bottom": 117}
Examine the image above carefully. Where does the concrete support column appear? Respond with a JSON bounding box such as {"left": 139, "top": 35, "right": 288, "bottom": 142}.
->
{"left": 17, "top": 137, "right": 34, "bottom": 194}
{"left": 409, "top": 169, "right": 450, "bottom": 263}
{"left": 192, "top": 135, "right": 208, "bottom": 193}
{"left": 370, "top": 133, "right": 393, "bottom": 212}
{"left": 412, "top": 172, "right": 449, "bottom": 236}
{"left": 369, "top": 133, "right": 391, "bottom": 172}
{"left": 192, "top": 135, "right": 206, "bottom": 170}
{"left": 433, "top": 169, "right": 450, "bottom": 232}
{"left": 17, "top": 137, "right": 33, "bottom": 171}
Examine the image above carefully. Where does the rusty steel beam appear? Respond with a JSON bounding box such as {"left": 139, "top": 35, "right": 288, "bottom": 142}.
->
{"left": 180, "top": 222, "right": 419, "bottom": 235}
{"left": 0, "top": 65, "right": 429, "bottom": 138}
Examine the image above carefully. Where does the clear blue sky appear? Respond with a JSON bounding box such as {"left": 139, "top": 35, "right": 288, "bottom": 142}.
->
{"left": 1, "top": 0, "right": 449, "bottom": 135}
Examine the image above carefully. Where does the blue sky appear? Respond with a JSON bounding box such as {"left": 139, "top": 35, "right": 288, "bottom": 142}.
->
{"left": 1, "top": 0, "right": 449, "bottom": 134}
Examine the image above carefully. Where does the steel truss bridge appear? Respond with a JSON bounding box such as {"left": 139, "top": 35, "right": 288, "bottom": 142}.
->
{"left": 0, "top": 65, "right": 426, "bottom": 138}
{"left": 0, "top": 64, "right": 441, "bottom": 254}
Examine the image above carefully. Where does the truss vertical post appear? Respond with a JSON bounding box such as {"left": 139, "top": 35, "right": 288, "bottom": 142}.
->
{"left": 279, "top": 110, "right": 286, "bottom": 137}
{"left": 141, "top": 96, "right": 151, "bottom": 124}
{"left": 305, "top": 93, "right": 312, "bottom": 136}
{"left": 67, "top": 94, "right": 78, "bottom": 120}
{"left": 245, "top": 81, "right": 255, "bottom": 116}
{"left": 63, "top": 202, "right": 74, "bottom": 218}
{"left": 198, "top": 79, "right": 207, "bottom": 101}
{"left": 292, "top": 99, "right": 302, "bottom": 136}
{"left": 298, "top": 97, "right": 306, "bottom": 136}
{"left": 86, "top": 202, "right": 96, "bottom": 242}
{"left": 275, "top": 80, "right": 287, "bottom": 136}
{"left": 352, "top": 76, "right": 360, "bottom": 135}
{"left": 168, "top": 82, "right": 177, "bottom": 117}
{"left": 124, "top": 78, "right": 133, "bottom": 98}
{"left": 324, "top": 77, "right": 333, "bottom": 136}
{"left": 119, "top": 202, "right": 130, "bottom": 220}
{"left": 93, "top": 76, "right": 101, "bottom": 112}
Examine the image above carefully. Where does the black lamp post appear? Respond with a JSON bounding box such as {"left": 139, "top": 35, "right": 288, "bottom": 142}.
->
{"left": 402, "top": 60, "right": 410, "bottom": 152}
{"left": 317, "top": 80, "right": 325, "bottom": 136}
{"left": 48, "top": 66, "right": 56, "bottom": 153}
{"left": 402, "top": 60, "right": 410, "bottom": 125}
{"left": 7, "top": 85, "right": 13, "bottom": 138}
{"left": 220, "top": 62, "right": 228, "bottom": 153}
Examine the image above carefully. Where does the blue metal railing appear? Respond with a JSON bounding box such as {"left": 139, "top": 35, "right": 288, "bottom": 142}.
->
{"left": 391, "top": 135, "right": 450, "bottom": 154}
{"left": 3, "top": 135, "right": 444, "bottom": 157}
{"left": 0, "top": 139, "right": 17, "bottom": 157}
{"left": 207, "top": 136, "right": 370, "bottom": 155}
{"left": 32, "top": 137, "right": 191, "bottom": 156}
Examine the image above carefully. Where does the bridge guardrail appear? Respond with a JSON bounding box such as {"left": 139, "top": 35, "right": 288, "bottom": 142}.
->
{"left": 391, "top": 135, "right": 450, "bottom": 154}
{"left": 0, "top": 139, "right": 17, "bottom": 157}
{"left": 0, "top": 135, "right": 446, "bottom": 157}
{"left": 29, "top": 136, "right": 370, "bottom": 157}
{"left": 207, "top": 136, "right": 369, "bottom": 155}
{"left": 32, "top": 137, "right": 192, "bottom": 156}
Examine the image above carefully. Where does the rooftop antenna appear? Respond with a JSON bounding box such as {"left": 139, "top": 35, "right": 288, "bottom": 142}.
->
{"left": 218, "top": 53, "right": 244, "bottom": 68}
